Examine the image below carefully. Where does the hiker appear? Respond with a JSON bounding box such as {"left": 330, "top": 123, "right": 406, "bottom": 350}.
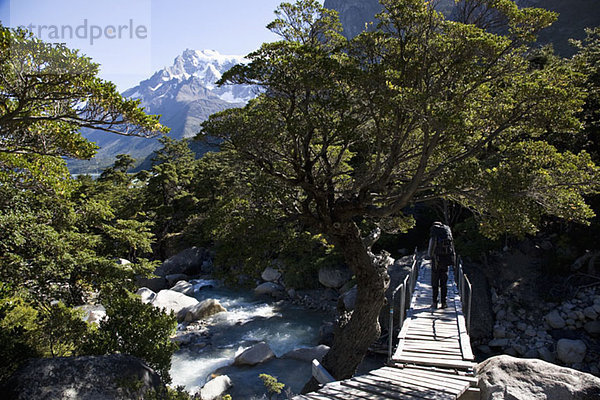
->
{"left": 428, "top": 221, "right": 455, "bottom": 309}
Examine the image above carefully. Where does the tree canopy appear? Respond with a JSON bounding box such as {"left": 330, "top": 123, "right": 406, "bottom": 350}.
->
{"left": 202, "top": 0, "right": 600, "bottom": 385}
{"left": 0, "top": 25, "right": 168, "bottom": 159}
{"left": 0, "top": 24, "right": 175, "bottom": 383}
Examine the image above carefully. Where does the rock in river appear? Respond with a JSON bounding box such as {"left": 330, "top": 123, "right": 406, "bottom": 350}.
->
{"left": 183, "top": 299, "right": 227, "bottom": 322}
{"left": 234, "top": 342, "right": 275, "bottom": 366}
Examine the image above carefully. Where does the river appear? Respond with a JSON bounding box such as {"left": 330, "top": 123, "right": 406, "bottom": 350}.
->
{"left": 169, "top": 280, "right": 384, "bottom": 398}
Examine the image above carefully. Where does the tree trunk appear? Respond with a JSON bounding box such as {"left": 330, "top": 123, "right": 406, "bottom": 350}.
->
{"left": 302, "top": 221, "right": 390, "bottom": 393}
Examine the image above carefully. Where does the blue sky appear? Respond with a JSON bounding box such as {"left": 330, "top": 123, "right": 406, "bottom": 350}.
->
{"left": 0, "top": 0, "right": 323, "bottom": 90}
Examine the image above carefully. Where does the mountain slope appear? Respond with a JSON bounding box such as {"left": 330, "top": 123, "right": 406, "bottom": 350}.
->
{"left": 69, "top": 50, "right": 252, "bottom": 174}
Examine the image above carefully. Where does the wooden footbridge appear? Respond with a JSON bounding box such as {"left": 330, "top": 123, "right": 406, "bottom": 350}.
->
{"left": 294, "top": 256, "right": 480, "bottom": 400}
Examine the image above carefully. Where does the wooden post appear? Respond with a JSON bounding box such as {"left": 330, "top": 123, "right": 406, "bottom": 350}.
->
{"left": 400, "top": 282, "right": 406, "bottom": 323}
{"left": 466, "top": 276, "right": 473, "bottom": 334}
{"left": 388, "top": 300, "right": 394, "bottom": 361}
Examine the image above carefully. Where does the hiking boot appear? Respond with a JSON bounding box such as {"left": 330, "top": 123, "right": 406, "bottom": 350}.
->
{"left": 431, "top": 302, "right": 438, "bottom": 309}
{"left": 441, "top": 301, "right": 447, "bottom": 309}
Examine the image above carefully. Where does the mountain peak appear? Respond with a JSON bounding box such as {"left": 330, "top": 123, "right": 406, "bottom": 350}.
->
{"left": 124, "top": 48, "right": 254, "bottom": 105}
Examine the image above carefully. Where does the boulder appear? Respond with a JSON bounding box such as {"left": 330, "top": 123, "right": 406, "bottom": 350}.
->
{"left": 583, "top": 306, "right": 598, "bottom": 320}
{"left": 261, "top": 266, "right": 282, "bottom": 282}
{"left": 1, "top": 354, "right": 162, "bottom": 400}
{"left": 74, "top": 304, "right": 106, "bottom": 325}
{"left": 136, "top": 287, "right": 156, "bottom": 304}
{"left": 171, "top": 280, "right": 195, "bottom": 296}
{"left": 254, "top": 282, "right": 285, "bottom": 296}
{"left": 545, "top": 310, "right": 566, "bottom": 329}
{"left": 584, "top": 321, "right": 600, "bottom": 335}
{"left": 282, "top": 345, "right": 330, "bottom": 363}
{"left": 183, "top": 299, "right": 226, "bottom": 322}
{"left": 556, "top": 339, "right": 587, "bottom": 364}
{"left": 199, "top": 375, "right": 232, "bottom": 400}
{"left": 340, "top": 286, "right": 357, "bottom": 311}
{"left": 318, "top": 265, "right": 352, "bottom": 288}
{"left": 155, "top": 247, "right": 207, "bottom": 277}
{"left": 151, "top": 289, "right": 199, "bottom": 321}
{"left": 135, "top": 276, "right": 168, "bottom": 292}
{"left": 234, "top": 342, "right": 275, "bottom": 366}
{"left": 476, "top": 355, "right": 600, "bottom": 400}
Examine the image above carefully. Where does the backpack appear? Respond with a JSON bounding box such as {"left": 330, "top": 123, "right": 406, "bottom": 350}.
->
{"left": 430, "top": 223, "right": 454, "bottom": 258}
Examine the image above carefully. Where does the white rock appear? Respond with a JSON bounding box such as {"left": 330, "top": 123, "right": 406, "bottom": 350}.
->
{"left": 151, "top": 289, "right": 199, "bottom": 321}
{"left": 199, "top": 375, "right": 232, "bottom": 400}
{"left": 477, "top": 355, "right": 600, "bottom": 400}
{"left": 234, "top": 342, "right": 275, "bottom": 366}
{"left": 171, "top": 280, "right": 195, "bottom": 296}
{"left": 261, "top": 266, "right": 282, "bottom": 282}
{"left": 75, "top": 304, "right": 106, "bottom": 324}
{"left": 557, "top": 339, "right": 587, "bottom": 364}
{"left": 183, "top": 299, "right": 226, "bottom": 322}
{"left": 136, "top": 287, "right": 156, "bottom": 304}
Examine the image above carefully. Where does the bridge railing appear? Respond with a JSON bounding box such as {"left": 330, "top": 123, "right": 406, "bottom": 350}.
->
{"left": 388, "top": 248, "right": 419, "bottom": 361}
{"left": 455, "top": 256, "right": 473, "bottom": 334}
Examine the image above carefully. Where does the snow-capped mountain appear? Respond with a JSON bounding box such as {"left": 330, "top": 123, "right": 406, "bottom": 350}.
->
{"left": 124, "top": 49, "right": 255, "bottom": 105}
{"left": 70, "top": 49, "right": 255, "bottom": 173}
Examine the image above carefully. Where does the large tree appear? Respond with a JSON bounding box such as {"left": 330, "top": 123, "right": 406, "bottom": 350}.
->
{"left": 0, "top": 25, "right": 175, "bottom": 382}
{"left": 202, "top": 0, "right": 600, "bottom": 389}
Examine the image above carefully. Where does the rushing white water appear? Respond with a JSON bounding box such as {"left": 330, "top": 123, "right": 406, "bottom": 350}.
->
{"left": 169, "top": 282, "right": 328, "bottom": 397}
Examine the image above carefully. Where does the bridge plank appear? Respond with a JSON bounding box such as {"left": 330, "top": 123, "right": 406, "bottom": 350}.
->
{"left": 326, "top": 380, "right": 419, "bottom": 399}
{"left": 373, "top": 367, "right": 468, "bottom": 392}
{"left": 391, "top": 356, "right": 476, "bottom": 370}
{"left": 344, "top": 377, "right": 452, "bottom": 400}
{"left": 365, "top": 369, "right": 460, "bottom": 396}
{"left": 399, "top": 366, "right": 479, "bottom": 385}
